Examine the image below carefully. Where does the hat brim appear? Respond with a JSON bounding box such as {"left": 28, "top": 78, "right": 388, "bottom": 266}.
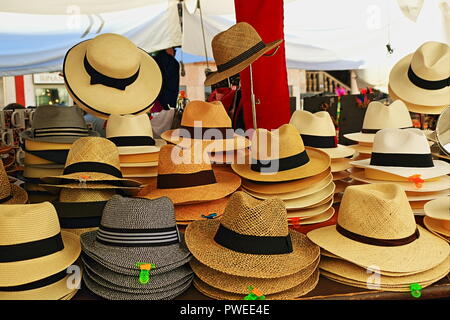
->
{"left": 343, "top": 132, "right": 376, "bottom": 144}
{"left": 0, "top": 231, "right": 81, "bottom": 287}
{"left": 21, "top": 129, "right": 99, "bottom": 144}
{"left": 405, "top": 189, "right": 450, "bottom": 201}
{"left": 137, "top": 171, "right": 241, "bottom": 204}
{"left": 208, "top": 148, "right": 250, "bottom": 164}
{"left": 332, "top": 170, "right": 351, "bottom": 181}
{"left": 119, "top": 152, "right": 159, "bottom": 163}
{"left": 319, "top": 144, "right": 355, "bottom": 159}
{"left": 350, "top": 170, "right": 450, "bottom": 192}
{"left": 116, "top": 139, "right": 166, "bottom": 155}
{"left": 175, "top": 196, "right": 230, "bottom": 222}
{"left": 193, "top": 270, "right": 319, "bottom": 300}
{"left": 40, "top": 182, "right": 141, "bottom": 196}
{"left": 231, "top": 147, "right": 330, "bottom": 182}
{"left": 423, "top": 216, "right": 450, "bottom": 237}
{"left": 63, "top": 40, "right": 162, "bottom": 119}
{"left": 283, "top": 182, "right": 335, "bottom": 210}
{"left": 308, "top": 225, "right": 449, "bottom": 274}
{"left": 348, "top": 143, "right": 372, "bottom": 154}
{"left": 185, "top": 220, "right": 320, "bottom": 278}
{"left": 389, "top": 53, "right": 450, "bottom": 109}
{"left": 40, "top": 171, "right": 142, "bottom": 188}
{"left": 286, "top": 198, "right": 333, "bottom": 219}
{"left": 120, "top": 161, "right": 158, "bottom": 168}
{"left": 204, "top": 39, "right": 283, "bottom": 86}
{"left": 240, "top": 168, "right": 331, "bottom": 195}
{"left": 350, "top": 158, "right": 450, "bottom": 180}
{"left": 296, "top": 207, "right": 335, "bottom": 225}
{"left": 3, "top": 184, "right": 28, "bottom": 204}
{"left": 331, "top": 158, "right": 352, "bottom": 173}
{"left": 23, "top": 166, "right": 64, "bottom": 179}
{"left": 423, "top": 218, "right": 450, "bottom": 242}
{"left": 423, "top": 197, "right": 450, "bottom": 220}
{"left": 190, "top": 257, "right": 319, "bottom": 295}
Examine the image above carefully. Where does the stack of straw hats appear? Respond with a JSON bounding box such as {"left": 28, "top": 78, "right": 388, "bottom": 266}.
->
{"left": 307, "top": 183, "right": 450, "bottom": 292}
{"left": 389, "top": 41, "right": 450, "bottom": 115}
{"left": 106, "top": 114, "right": 166, "bottom": 185}
{"left": 232, "top": 124, "right": 333, "bottom": 228}
{"left": 161, "top": 100, "right": 251, "bottom": 173}
{"left": 80, "top": 195, "right": 193, "bottom": 300}
{"left": 290, "top": 110, "right": 355, "bottom": 203}
{"left": 20, "top": 105, "right": 98, "bottom": 203}
{"left": 138, "top": 144, "right": 241, "bottom": 226}
{"left": 423, "top": 197, "right": 450, "bottom": 242}
{"left": 39, "top": 137, "right": 142, "bottom": 237}
{"left": 350, "top": 128, "right": 450, "bottom": 214}
{"left": 185, "top": 191, "right": 321, "bottom": 299}
{"left": 0, "top": 157, "right": 28, "bottom": 204}
{"left": 0, "top": 202, "right": 81, "bottom": 300}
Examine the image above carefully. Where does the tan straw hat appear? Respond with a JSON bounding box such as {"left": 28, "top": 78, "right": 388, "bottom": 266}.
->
{"left": 290, "top": 110, "right": 355, "bottom": 158}
{"left": 0, "top": 158, "right": 28, "bottom": 204}
{"left": 63, "top": 33, "right": 162, "bottom": 119}
{"left": 119, "top": 152, "right": 159, "bottom": 163}
{"left": 331, "top": 158, "right": 352, "bottom": 173}
{"left": 351, "top": 128, "right": 450, "bottom": 179}
{"left": 231, "top": 124, "right": 330, "bottom": 182}
{"left": 282, "top": 182, "right": 335, "bottom": 210}
{"left": 0, "top": 202, "right": 81, "bottom": 299}
{"left": 204, "top": 22, "right": 282, "bottom": 86}
{"left": 344, "top": 100, "right": 413, "bottom": 143}
{"left": 423, "top": 197, "right": 450, "bottom": 237}
{"left": 161, "top": 100, "right": 251, "bottom": 152}
{"left": 307, "top": 183, "right": 450, "bottom": 273}
{"left": 185, "top": 191, "right": 320, "bottom": 278}
{"left": 286, "top": 198, "right": 333, "bottom": 219}
{"left": 138, "top": 144, "right": 241, "bottom": 204}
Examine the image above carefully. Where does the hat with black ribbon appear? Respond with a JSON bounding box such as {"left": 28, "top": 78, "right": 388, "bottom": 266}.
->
{"left": 63, "top": 33, "right": 162, "bottom": 119}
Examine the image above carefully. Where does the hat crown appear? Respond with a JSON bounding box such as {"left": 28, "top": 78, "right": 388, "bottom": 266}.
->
{"left": 157, "top": 144, "right": 212, "bottom": 176}
{"left": 338, "top": 184, "right": 417, "bottom": 239}
{"left": 86, "top": 33, "right": 141, "bottom": 79}
{"left": 64, "top": 137, "right": 121, "bottom": 170}
{"left": 0, "top": 202, "right": 60, "bottom": 245}
{"left": 106, "top": 114, "right": 154, "bottom": 138}
{"left": 290, "top": 110, "right": 336, "bottom": 137}
{"left": 252, "top": 124, "right": 306, "bottom": 160}
{"left": 410, "top": 41, "right": 450, "bottom": 81}
{"left": 59, "top": 188, "right": 116, "bottom": 202}
{"left": 372, "top": 128, "right": 430, "bottom": 154}
{"left": 0, "top": 160, "right": 11, "bottom": 200}
{"left": 30, "top": 105, "right": 87, "bottom": 130}
{"left": 220, "top": 191, "right": 289, "bottom": 237}
{"left": 362, "top": 100, "right": 412, "bottom": 130}
{"left": 211, "top": 22, "right": 264, "bottom": 66}
{"left": 100, "top": 195, "right": 176, "bottom": 230}
{"left": 180, "top": 100, "right": 231, "bottom": 128}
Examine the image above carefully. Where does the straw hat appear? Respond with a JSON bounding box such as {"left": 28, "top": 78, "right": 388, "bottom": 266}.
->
{"left": 23, "top": 165, "right": 64, "bottom": 180}
{"left": 423, "top": 197, "right": 450, "bottom": 237}
{"left": 23, "top": 139, "right": 72, "bottom": 165}
{"left": 307, "top": 183, "right": 450, "bottom": 273}
{"left": 389, "top": 41, "right": 450, "bottom": 114}
{"left": 63, "top": 33, "right": 162, "bottom": 119}
{"left": 344, "top": 100, "right": 412, "bottom": 143}
{"left": 332, "top": 170, "right": 351, "bottom": 181}
{"left": 286, "top": 198, "right": 333, "bottom": 219}
{"left": 331, "top": 158, "right": 352, "bottom": 173}
{"left": 290, "top": 110, "right": 354, "bottom": 158}
{"left": 121, "top": 166, "right": 158, "bottom": 178}
{"left": 175, "top": 196, "right": 230, "bottom": 222}
{"left": 185, "top": 191, "right": 320, "bottom": 278}
{"left": 232, "top": 124, "right": 330, "bottom": 182}
{"left": 40, "top": 137, "right": 142, "bottom": 189}
{"left": 0, "top": 202, "right": 80, "bottom": 299}
{"left": 21, "top": 105, "right": 98, "bottom": 144}
{"left": 161, "top": 100, "right": 251, "bottom": 152}
{"left": 282, "top": 182, "right": 335, "bottom": 210}
{"left": 106, "top": 114, "right": 166, "bottom": 155}
{"left": 204, "top": 22, "right": 282, "bottom": 86}
{"left": 405, "top": 189, "right": 450, "bottom": 201}
{"left": 351, "top": 128, "right": 450, "bottom": 179}
{"left": 119, "top": 152, "right": 159, "bottom": 164}
{"left": 80, "top": 195, "right": 192, "bottom": 271}
{"left": 290, "top": 207, "right": 335, "bottom": 226}
{"left": 138, "top": 145, "right": 241, "bottom": 204}
{"left": 0, "top": 159, "right": 27, "bottom": 204}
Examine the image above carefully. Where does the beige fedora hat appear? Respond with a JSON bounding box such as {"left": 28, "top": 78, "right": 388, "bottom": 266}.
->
{"left": 0, "top": 202, "right": 80, "bottom": 298}
{"left": 63, "top": 33, "right": 162, "bottom": 119}
{"left": 389, "top": 41, "right": 450, "bottom": 114}
{"left": 290, "top": 110, "right": 355, "bottom": 158}
{"left": 307, "top": 183, "right": 450, "bottom": 273}
{"left": 106, "top": 114, "right": 166, "bottom": 155}
{"left": 0, "top": 158, "right": 28, "bottom": 204}
{"left": 161, "top": 100, "right": 251, "bottom": 152}
{"left": 232, "top": 124, "right": 330, "bottom": 182}
{"left": 351, "top": 128, "right": 450, "bottom": 179}
{"left": 344, "top": 100, "right": 413, "bottom": 143}
{"left": 138, "top": 144, "right": 241, "bottom": 204}
{"left": 204, "top": 22, "right": 283, "bottom": 86}
{"left": 185, "top": 191, "right": 320, "bottom": 278}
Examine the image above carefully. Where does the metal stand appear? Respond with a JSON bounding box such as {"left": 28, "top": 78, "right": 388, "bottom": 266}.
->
{"left": 249, "top": 63, "right": 258, "bottom": 129}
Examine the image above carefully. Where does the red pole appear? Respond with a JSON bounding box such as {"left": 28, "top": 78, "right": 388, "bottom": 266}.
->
{"left": 14, "top": 75, "right": 25, "bottom": 106}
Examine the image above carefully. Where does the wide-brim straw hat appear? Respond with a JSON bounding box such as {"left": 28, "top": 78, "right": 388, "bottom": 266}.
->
{"left": 231, "top": 124, "right": 330, "bottom": 182}
{"left": 332, "top": 170, "right": 351, "bottom": 181}
{"left": 175, "top": 196, "right": 230, "bottom": 222}
{"left": 291, "top": 207, "right": 335, "bottom": 226}
{"left": 0, "top": 159, "right": 28, "bottom": 204}
{"left": 282, "top": 182, "right": 335, "bottom": 210}
{"left": 63, "top": 33, "right": 162, "bottom": 119}
{"left": 405, "top": 189, "right": 450, "bottom": 201}
{"left": 0, "top": 202, "right": 81, "bottom": 290}
{"left": 40, "top": 181, "right": 141, "bottom": 196}
{"left": 424, "top": 197, "right": 450, "bottom": 220}
{"left": 307, "top": 183, "right": 450, "bottom": 273}
{"left": 423, "top": 216, "right": 450, "bottom": 237}
{"left": 193, "top": 270, "right": 319, "bottom": 300}
{"left": 119, "top": 152, "right": 159, "bottom": 163}
{"left": 204, "top": 22, "right": 283, "bottom": 86}
{"left": 286, "top": 198, "right": 333, "bottom": 219}
{"left": 331, "top": 158, "right": 352, "bottom": 173}
{"left": 190, "top": 257, "right": 319, "bottom": 295}
{"left": 388, "top": 41, "right": 450, "bottom": 115}
{"left": 185, "top": 192, "right": 320, "bottom": 278}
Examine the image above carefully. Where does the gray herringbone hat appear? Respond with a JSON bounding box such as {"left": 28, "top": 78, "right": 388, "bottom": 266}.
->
{"left": 80, "top": 195, "right": 192, "bottom": 271}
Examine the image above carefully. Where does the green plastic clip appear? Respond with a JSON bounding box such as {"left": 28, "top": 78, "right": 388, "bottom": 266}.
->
{"left": 410, "top": 283, "right": 422, "bottom": 298}
{"left": 243, "top": 285, "right": 266, "bottom": 300}
{"left": 135, "top": 263, "right": 156, "bottom": 284}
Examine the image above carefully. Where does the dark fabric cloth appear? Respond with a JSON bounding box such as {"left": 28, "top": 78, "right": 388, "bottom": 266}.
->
{"left": 152, "top": 51, "right": 180, "bottom": 111}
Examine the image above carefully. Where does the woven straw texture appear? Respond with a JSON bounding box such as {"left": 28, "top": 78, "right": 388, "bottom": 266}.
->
{"left": 175, "top": 196, "right": 230, "bottom": 221}
{"left": 307, "top": 183, "right": 450, "bottom": 273}
{"left": 0, "top": 159, "right": 27, "bottom": 204}
{"left": 193, "top": 270, "right": 319, "bottom": 300}
{"left": 185, "top": 192, "right": 320, "bottom": 278}
{"left": 59, "top": 188, "right": 116, "bottom": 202}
